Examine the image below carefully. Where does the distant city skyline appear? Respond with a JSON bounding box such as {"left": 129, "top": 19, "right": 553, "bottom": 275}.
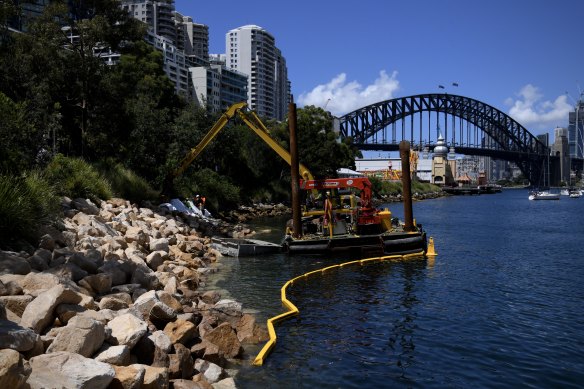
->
{"left": 175, "top": 0, "right": 583, "bottom": 138}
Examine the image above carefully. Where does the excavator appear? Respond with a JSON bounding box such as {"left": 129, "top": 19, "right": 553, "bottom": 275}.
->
{"left": 163, "top": 101, "right": 313, "bottom": 196}
{"left": 165, "top": 102, "right": 427, "bottom": 256}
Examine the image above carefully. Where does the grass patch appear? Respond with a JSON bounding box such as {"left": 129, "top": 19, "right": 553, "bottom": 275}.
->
{"left": 44, "top": 154, "right": 112, "bottom": 203}
{"left": 0, "top": 172, "right": 60, "bottom": 249}
{"left": 96, "top": 159, "right": 159, "bottom": 203}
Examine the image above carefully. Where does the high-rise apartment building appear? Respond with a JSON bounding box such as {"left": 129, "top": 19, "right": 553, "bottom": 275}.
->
{"left": 174, "top": 12, "right": 209, "bottom": 60}
{"left": 225, "top": 25, "right": 290, "bottom": 120}
{"left": 120, "top": 0, "right": 175, "bottom": 42}
{"left": 568, "top": 100, "right": 584, "bottom": 159}
{"left": 551, "top": 126, "right": 570, "bottom": 183}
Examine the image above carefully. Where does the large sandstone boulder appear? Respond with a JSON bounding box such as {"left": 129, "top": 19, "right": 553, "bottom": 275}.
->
{"left": 202, "top": 322, "right": 243, "bottom": 359}
{"left": 27, "top": 351, "right": 115, "bottom": 389}
{"left": 20, "top": 284, "right": 82, "bottom": 333}
{"left": 236, "top": 313, "right": 269, "bottom": 344}
{"left": 46, "top": 315, "right": 105, "bottom": 357}
{"left": 163, "top": 319, "right": 197, "bottom": 345}
{"left": 142, "top": 365, "right": 169, "bottom": 389}
{"left": 106, "top": 313, "right": 148, "bottom": 349}
{"left": 18, "top": 272, "right": 79, "bottom": 297}
{"left": 94, "top": 344, "right": 131, "bottom": 365}
{"left": 168, "top": 343, "right": 193, "bottom": 379}
{"left": 110, "top": 364, "right": 145, "bottom": 389}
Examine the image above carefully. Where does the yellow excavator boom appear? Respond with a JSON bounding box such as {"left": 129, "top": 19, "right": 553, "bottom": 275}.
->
{"left": 170, "top": 102, "right": 314, "bottom": 182}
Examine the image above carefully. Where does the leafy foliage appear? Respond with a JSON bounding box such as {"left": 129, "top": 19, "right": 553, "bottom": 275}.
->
{"left": 174, "top": 168, "right": 241, "bottom": 212}
{"left": 95, "top": 159, "right": 159, "bottom": 203}
{"left": 44, "top": 154, "right": 112, "bottom": 203}
{"left": 0, "top": 172, "right": 60, "bottom": 249}
{"left": 0, "top": 1, "right": 364, "bottom": 216}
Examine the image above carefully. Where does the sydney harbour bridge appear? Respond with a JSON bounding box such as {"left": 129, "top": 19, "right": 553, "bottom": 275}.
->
{"left": 336, "top": 93, "right": 583, "bottom": 186}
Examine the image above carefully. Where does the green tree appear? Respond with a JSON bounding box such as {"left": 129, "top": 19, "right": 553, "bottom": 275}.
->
{"left": 272, "top": 105, "right": 362, "bottom": 179}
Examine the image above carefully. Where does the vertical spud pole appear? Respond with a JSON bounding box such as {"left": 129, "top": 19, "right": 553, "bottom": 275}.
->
{"left": 399, "top": 140, "right": 415, "bottom": 232}
{"left": 289, "top": 102, "right": 302, "bottom": 238}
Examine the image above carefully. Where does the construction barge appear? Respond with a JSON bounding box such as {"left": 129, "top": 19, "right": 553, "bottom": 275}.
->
{"left": 282, "top": 140, "right": 430, "bottom": 257}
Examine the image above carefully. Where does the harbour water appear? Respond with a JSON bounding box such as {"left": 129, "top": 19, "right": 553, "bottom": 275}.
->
{"left": 209, "top": 189, "right": 584, "bottom": 388}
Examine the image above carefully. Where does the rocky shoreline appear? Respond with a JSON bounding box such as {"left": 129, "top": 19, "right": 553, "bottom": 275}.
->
{"left": 0, "top": 197, "right": 276, "bottom": 389}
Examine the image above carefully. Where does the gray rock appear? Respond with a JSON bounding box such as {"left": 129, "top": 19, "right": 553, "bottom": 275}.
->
{"left": 38, "top": 234, "right": 56, "bottom": 251}
{"left": 0, "top": 319, "right": 41, "bottom": 351}
{"left": 0, "top": 251, "right": 31, "bottom": 275}
{"left": 149, "top": 238, "right": 169, "bottom": 253}
{"left": 145, "top": 251, "right": 167, "bottom": 271}
{"left": 68, "top": 252, "right": 99, "bottom": 274}
{"left": 149, "top": 330, "right": 172, "bottom": 353}
{"left": 71, "top": 198, "right": 100, "bottom": 215}
{"left": 26, "top": 253, "right": 49, "bottom": 271}
{"left": 194, "top": 359, "right": 225, "bottom": 384}
{"left": 131, "top": 266, "right": 160, "bottom": 290}
{"left": 98, "top": 261, "right": 128, "bottom": 286}
{"left": 27, "top": 351, "right": 115, "bottom": 389}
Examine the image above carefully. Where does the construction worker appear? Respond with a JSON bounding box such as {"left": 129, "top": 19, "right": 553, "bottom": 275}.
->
{"left": 194, "top": 194, "right": 204, "bottom": 211}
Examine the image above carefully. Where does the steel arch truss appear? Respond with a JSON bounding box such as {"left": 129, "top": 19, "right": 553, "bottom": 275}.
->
{"left": 338, "top": 94, "right": 549, "bottom": 185}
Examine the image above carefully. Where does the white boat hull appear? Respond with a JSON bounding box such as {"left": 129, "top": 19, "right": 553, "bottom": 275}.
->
{"left": 529, "top": 191, "right": 560, "bottom": 200}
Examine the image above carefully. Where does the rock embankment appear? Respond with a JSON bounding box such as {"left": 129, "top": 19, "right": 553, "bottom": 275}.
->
{"left": 0, "top": 197, "right": 269, "bottom": 389}
{"left": 221, "top": 203, "right": 290, "bottom": 223}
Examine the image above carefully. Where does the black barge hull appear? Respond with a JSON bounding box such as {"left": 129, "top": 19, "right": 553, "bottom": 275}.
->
{"left": 284, "top": 231, "right": 427, "bottom": 256}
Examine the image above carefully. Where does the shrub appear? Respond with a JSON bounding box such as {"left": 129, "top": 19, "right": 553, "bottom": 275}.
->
{"left": 96, "top": 159, "right": 159, "bottom": 203}
{"left": 0, "top": 172, "right": 60, "bottom": 249}
{"left": 44, "top": 154, "right": 112, "bottom": 203}
{"left": 175, "top": 168, "right": 241, "bottom": 212}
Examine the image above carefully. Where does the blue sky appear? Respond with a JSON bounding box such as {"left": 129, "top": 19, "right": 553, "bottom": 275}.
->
{"left": 175, "top": 0, "right": 582, "bottom": 137}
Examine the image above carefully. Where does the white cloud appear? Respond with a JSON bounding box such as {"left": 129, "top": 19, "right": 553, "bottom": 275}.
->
{"left": 507, "top": 84, "right": 572, "bottom": 130}
{"left": 297, "top": 70, "right": 400, "bottom": 116}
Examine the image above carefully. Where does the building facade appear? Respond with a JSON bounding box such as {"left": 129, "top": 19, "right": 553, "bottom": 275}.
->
{"left": 568, "top": 100, "right": 584, "bottom": 159}
{"left": 121, "top": 0, "right": 176, "bottom": 42}
{"left": 174, "top": 12, "right": 209, "bottom": 60}
{"left": 551, "top": 126, "right": 570, "bottom": 183}
{"left": 225, "top": 25, "right": 290, "bottom": 120}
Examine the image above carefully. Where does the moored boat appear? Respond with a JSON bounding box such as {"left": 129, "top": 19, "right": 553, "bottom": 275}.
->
{"left": 528, "top": 191, "right": 560, "bottom": 200}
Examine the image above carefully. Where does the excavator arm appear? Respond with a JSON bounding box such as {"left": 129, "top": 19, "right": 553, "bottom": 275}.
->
{"left": 165, "top": 102, "right": 314, "bottom": 193}
{"left": 171, "top": 102, "right": 247, "bottom": 178}
{"left": 235, "top": 109, "right": 314, "bottom": 182}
